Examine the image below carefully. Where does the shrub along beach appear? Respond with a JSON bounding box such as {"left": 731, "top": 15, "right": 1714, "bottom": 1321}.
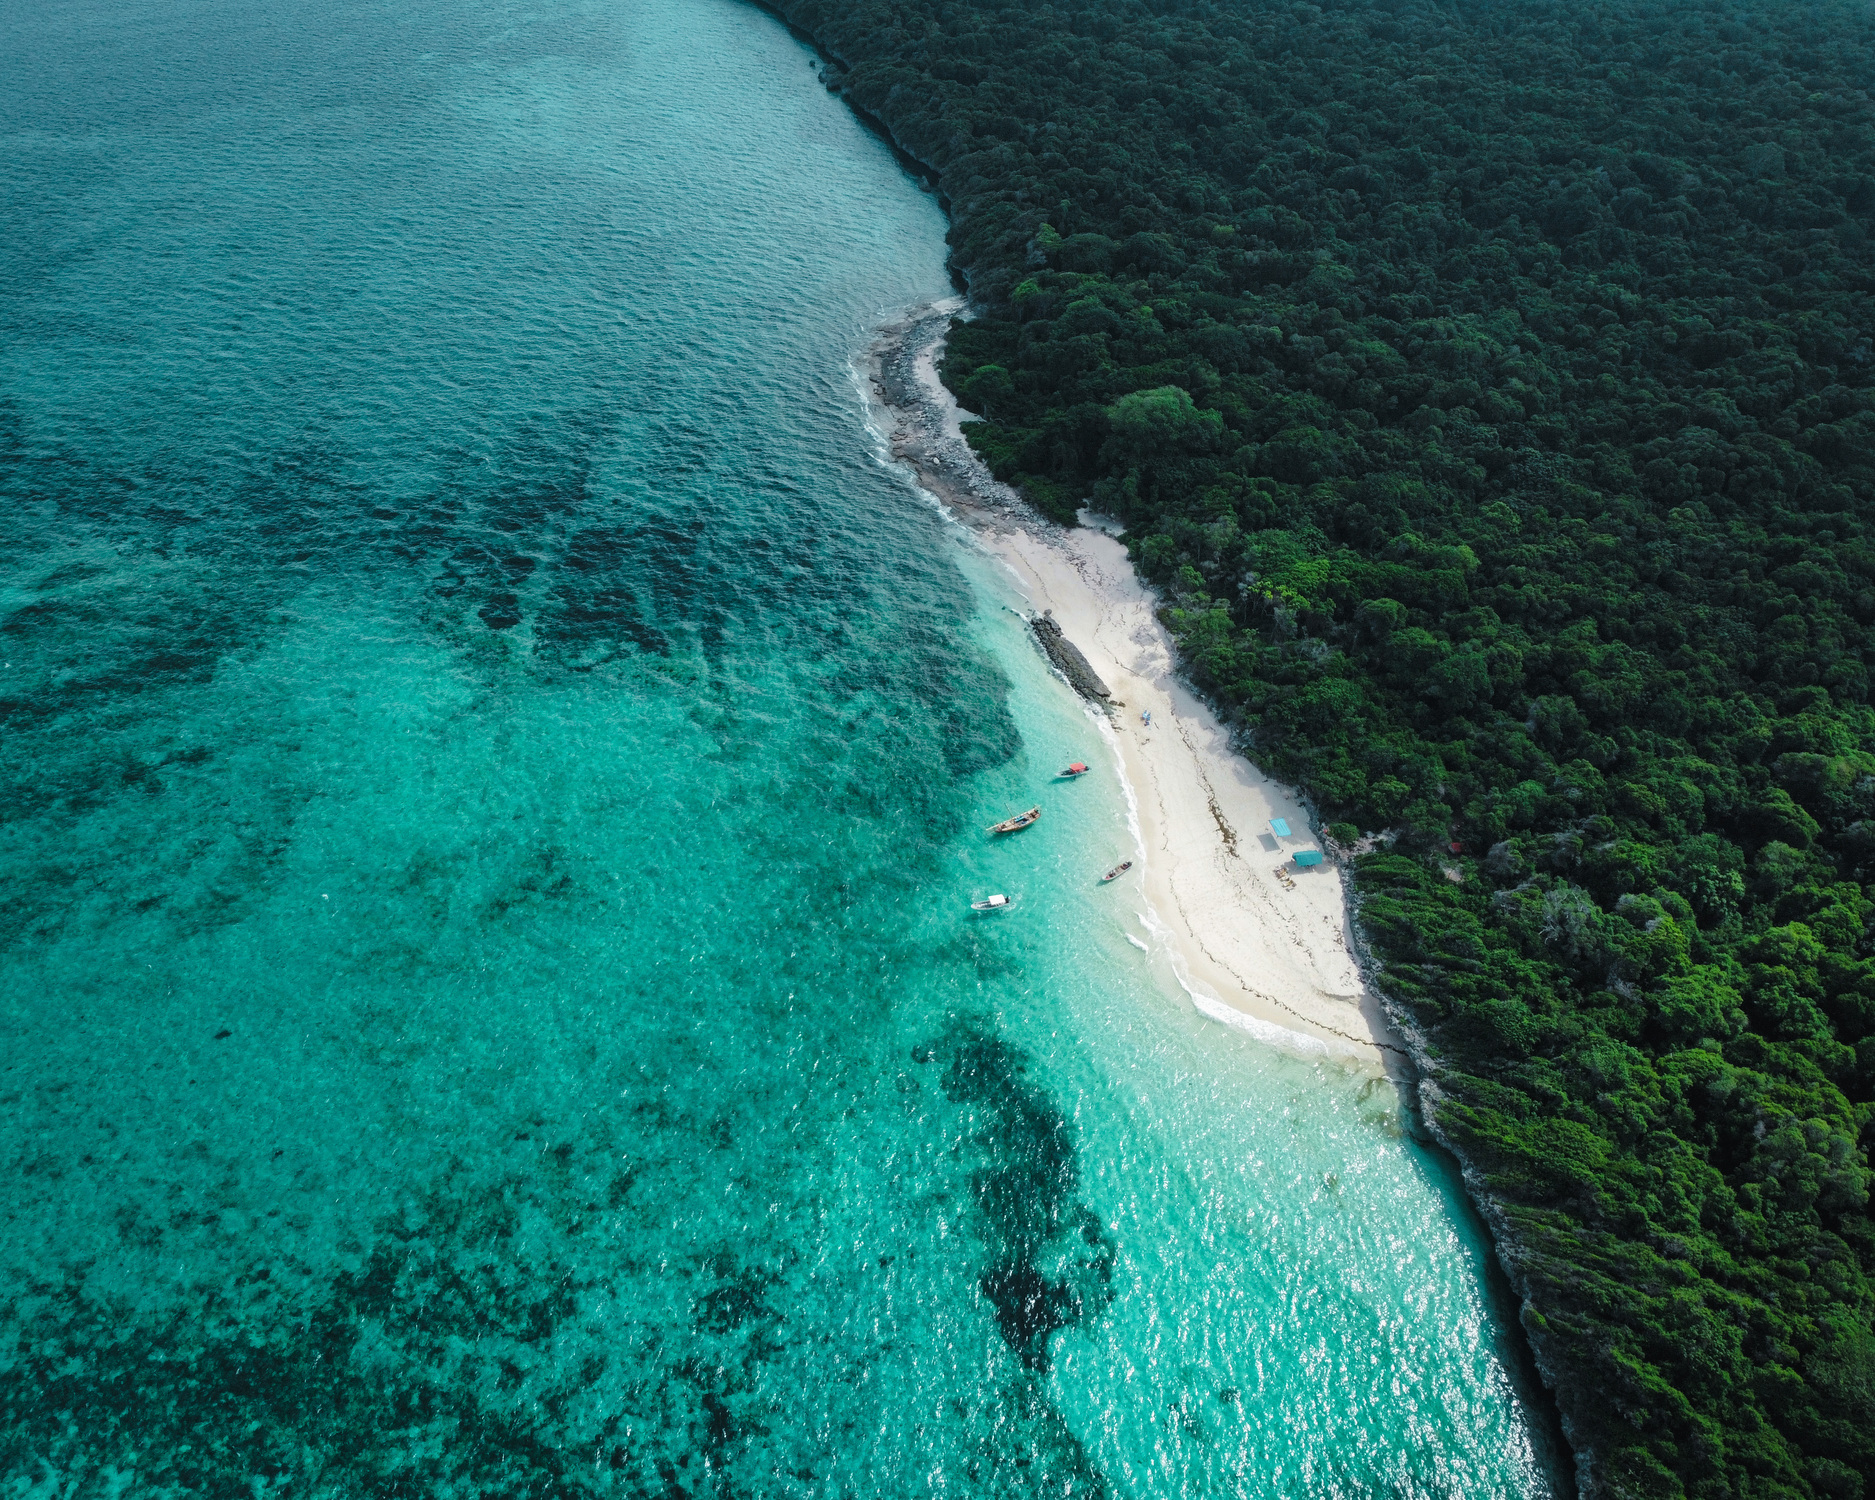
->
{"left": 785, "top": 0, "right": 1875, "bottom": 1493}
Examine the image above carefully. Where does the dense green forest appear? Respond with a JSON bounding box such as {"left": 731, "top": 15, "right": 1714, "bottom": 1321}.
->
{"left": 764, "top": 0, "right": 1875, "bottom": 1493}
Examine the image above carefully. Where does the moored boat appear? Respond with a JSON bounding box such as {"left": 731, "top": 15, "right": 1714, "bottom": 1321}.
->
{"left": 970, "top": 893, "right": 1013, "bottom": 912}
{"left": 986, "top": 806, "right": 1041, "bottom": 834}
{"left": 1101, "top": 860, "right": 1133, "bottom": 882}
{"left": 1058, "top": 762, "right": 1089, "bottom": 778}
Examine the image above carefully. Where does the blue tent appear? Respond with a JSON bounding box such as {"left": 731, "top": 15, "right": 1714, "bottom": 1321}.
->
{"left": 1269, "top": 817, "right": 1292, "bottom": 837}
{"left": 1293, "top": 849, "right": 1324, "bottom": 868}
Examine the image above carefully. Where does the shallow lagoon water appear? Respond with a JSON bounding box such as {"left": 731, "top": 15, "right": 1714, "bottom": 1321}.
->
{"left": 1, "top": 0, "right": 1559, "bottom": 1492}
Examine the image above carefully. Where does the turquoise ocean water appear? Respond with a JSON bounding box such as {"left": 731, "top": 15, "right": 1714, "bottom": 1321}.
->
{"left": 0, "top": 0, "right": 1563, "bottom": 1493}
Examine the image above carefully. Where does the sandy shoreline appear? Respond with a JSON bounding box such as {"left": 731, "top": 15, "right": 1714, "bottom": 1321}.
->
{"left": 869, "top": 302, "right": 1408, "bottom": 1076}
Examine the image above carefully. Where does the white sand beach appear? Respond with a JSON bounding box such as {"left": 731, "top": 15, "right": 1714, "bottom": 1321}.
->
{"left": 870, "top": 303, "right": 1408, "bottom": 1075}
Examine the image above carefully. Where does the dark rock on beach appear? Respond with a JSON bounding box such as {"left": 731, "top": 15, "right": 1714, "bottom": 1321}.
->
{"left": 871, "top": 310, "right": 1111, "bottom": 707}
{"left": 1029, "top": 611, "right": 1109, "bottom": 703}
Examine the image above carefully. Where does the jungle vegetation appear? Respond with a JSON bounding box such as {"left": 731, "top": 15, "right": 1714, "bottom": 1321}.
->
{"left": 766, "top": 0, "right": 1875, "bottom": 1493}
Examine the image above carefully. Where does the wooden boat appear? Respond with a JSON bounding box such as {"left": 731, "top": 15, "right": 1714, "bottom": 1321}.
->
{"left": 1058, "top": 762, "right": 1089, "bottom": 778}
{"left": 970, "top": 894, "right": 1013, "bottom": 912}
{"left": 986, "top": 806, "right": 1041, "bottom": 834}
{"left": 1101, "top": 860, "right": 1133, "bottom": 882}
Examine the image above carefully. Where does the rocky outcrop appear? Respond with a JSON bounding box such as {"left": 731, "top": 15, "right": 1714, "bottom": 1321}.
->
{"left": 1030, "top": 612, "right": 1110, "bottom": 703}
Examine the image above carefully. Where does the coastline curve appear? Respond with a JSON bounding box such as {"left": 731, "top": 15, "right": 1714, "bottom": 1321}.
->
{"left": 866, "top": 303, "right": 1410, "bottom": 1077}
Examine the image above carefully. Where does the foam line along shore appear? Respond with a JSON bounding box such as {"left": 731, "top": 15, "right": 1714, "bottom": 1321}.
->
{"left": 868, "top": 302, "right": 1409, "bottom": 1075}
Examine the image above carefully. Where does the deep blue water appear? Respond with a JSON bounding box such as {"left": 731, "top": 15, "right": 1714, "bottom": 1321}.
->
{"left": 0, "top": 0, "right": 1560, "bottom": 1493}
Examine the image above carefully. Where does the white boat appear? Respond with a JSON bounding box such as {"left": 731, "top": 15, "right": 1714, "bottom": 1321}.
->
{"left": 970, "top": 894, "right": 1013, "bottom": 912}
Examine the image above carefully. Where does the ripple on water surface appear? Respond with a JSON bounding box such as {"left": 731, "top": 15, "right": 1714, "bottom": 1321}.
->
{"left": 0, "top": 0, "right": 1559, "bottom": 1493}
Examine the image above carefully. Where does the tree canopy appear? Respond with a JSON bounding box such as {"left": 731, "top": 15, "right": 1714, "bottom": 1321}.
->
{"left": 769, "top": 0, "right": 1875, "bottom": 1493}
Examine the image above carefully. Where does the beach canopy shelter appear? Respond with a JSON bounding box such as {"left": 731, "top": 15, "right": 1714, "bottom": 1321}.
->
{"left": 1292, "top": 849, "right": 1324, "bottom": 868}
{"left": 1269, "top": 818, "right": 1292, "bottom": 837}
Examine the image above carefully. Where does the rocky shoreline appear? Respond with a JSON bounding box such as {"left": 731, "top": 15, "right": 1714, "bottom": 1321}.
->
{"left": 1341, "top": 893, "right": 1590, "bottom": 1497}
{"left": 870, "top": 302, "right": 1040, "bottom": 528}
{"left": 1030, "top": 611, "right": 1112, "bottom": 703}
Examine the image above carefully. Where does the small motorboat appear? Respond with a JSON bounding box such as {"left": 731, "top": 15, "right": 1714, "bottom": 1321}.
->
{"left": 971, "top": 894, "right": 1013, "bottom": 912}
{"left": 986, "top": 806, "right": 1041, "bottom": 834}
{"left": 1058, "top": 762, "right": 1089, "bottom": 778}
{"left": 1101, "top": 861, "right": 1133, "bottom": 882}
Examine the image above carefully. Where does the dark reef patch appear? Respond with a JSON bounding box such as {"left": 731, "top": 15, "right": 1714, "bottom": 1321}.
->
{"left": 978, "top": 1262, "right": 1082, "bottom": 1372}
{"left": 1, "top": 1019, "right": 1117, "bottom": 1499}
{"left": 931, "top": 1023, "right": 1117, "bottom": 1374}
{"left": 0, "top": 1174, "right": 794, "bottom": 1500}
{"left": 478, "top": 591, "right": 523, "bottom": 630}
